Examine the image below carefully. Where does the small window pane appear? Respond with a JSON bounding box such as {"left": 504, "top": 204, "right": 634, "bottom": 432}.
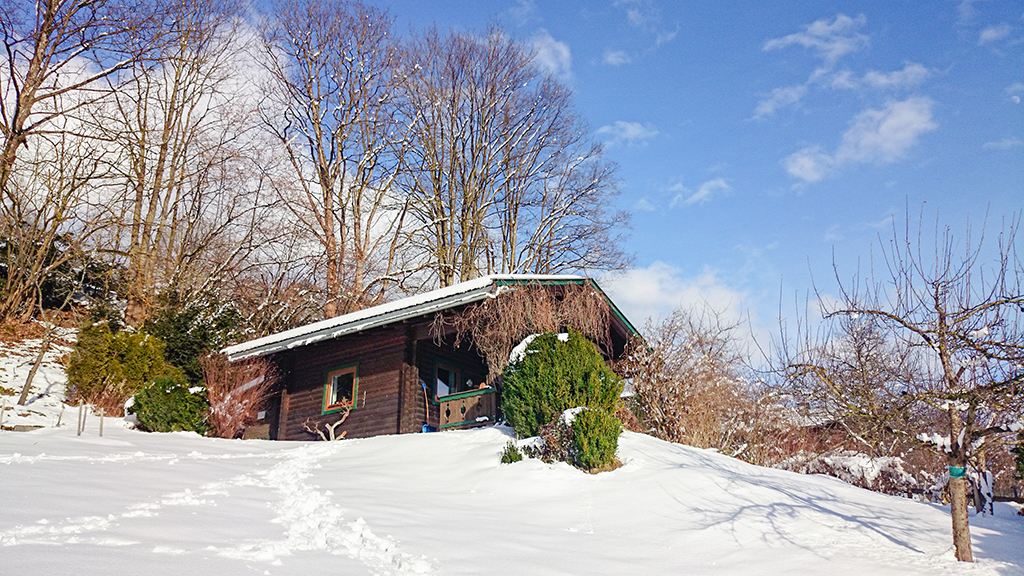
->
{"left": 332, "top": 372, "right": 354, "bottom": 405}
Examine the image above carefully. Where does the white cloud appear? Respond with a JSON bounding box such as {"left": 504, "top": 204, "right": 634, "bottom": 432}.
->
{"left": 834, "top": 97, "right": 937, "bottom": 164}
{"left": 507, "top": 0, "right": 536, "bottom": 25}
{"left": 596, "top": 120, "right": 659, "bottom": 146}
{"left": 763, "top": 14, "right": 869, "bottom": 67}
{"left": 784, "top": 146, "right": 834, "bottom": 183}
{"left": 826, "top": 70, "right": 858, "bottom": 89}
{"left": 615, "top": 0, "right": 654, "bottom": 28}
{"left": 531, "top": 29, "right": 572, "bottom": 81}
{"left": 613, "top": 0, "right": 678, "bottom": 47}
{"left": 784, "top": 97, "right": 937, "bottom": 183}
{"left": 603, "top": 50, "right": 632, "bottom": 66}
{"left": 979, "top": 23, "right": 1012, "bottom": 44}
{"left": 655, "top": 26, "right": 680, "bottom": 46}
{"left": 634, "top": 198, "right": 656, "bottom": 212}
{"left": 957, "top": 0, "right": 982, "bottom": 24}
{"left": 753, "top": 85, "right": 807, "bottom": 118}
{"left": 824, "top": 224, "right": 844, "bottom": 242}
{"left": 684, "top": 178, "right": 731, "bottom": 205}
{"left": 983, "top": 137, "right": 1022, "bottom": 150}
{"left": 600, "top": 263, "right": 748, "bottom": 327}
{"left": 862, "top": 62, "right": 930, "bottom": 90}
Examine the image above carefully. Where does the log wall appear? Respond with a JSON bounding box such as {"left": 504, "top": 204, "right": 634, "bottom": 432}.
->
{"left": 276, "top": 326, "right": 406, "bottom": 440}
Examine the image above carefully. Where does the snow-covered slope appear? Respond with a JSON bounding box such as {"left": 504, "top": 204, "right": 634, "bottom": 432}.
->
{"left": 2, "top": 424, "right": 1022, "bottom": 575}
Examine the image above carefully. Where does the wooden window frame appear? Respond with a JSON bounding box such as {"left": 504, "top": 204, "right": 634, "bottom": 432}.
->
{"left": 323, "top": 363, "right": 358, "bottom": 414}
{"left": 432, "top": 360, "right": 462, "bottom": 403}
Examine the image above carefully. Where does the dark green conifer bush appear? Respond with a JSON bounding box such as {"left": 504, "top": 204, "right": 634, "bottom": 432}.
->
{"left": 501, "top": 331, "right": 623, "bottom": 471}
{"left": 145, "top": 289, "right": 242, "bottom": 384}
{"left": 128, "top": 377, "right": 209, "bottom": 434}
{"left": 570, "top": 408, "right": 622, "bottom": 470}
{"left": 501, "top": 330, "right": 623, "bottom": 438}
{"left": 500, "top": 440, "right": 524, "bottom": 463}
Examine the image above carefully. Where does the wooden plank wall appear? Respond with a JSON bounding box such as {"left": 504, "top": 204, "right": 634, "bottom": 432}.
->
{"left": 276, "top": 326, "right": 406, "bottom": 440}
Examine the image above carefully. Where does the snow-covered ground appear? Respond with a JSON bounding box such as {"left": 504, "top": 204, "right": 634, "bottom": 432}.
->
{"left": 0, "top": 327, "right": 76, "bottom": 431}
{"left": 3, "top": 331, "right": 1024, "bottom": 575}
{"left": 1, "top": 423, "right": 1022, "bottom": 575}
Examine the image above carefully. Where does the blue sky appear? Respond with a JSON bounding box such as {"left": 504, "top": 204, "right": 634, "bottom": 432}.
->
{"left": 380, "top": 0, "right": 1023, "bottom": 334}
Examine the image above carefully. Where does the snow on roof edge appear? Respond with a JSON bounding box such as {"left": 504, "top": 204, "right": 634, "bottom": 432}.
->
{"left": 222, "top": 274, "right": 589, "bottom": 361}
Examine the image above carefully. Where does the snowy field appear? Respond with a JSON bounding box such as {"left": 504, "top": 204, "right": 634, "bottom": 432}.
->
{"left": 2, "top": 424, "right": 1023, "bottom": 576}
{"left": 3, "top": 333, "right": 1024, "bottom": 575}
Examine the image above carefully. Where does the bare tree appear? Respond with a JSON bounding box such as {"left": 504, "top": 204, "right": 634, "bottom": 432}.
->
{"left": 779, "top": 213, "right": 1024, "bottom": 562}
{"left": 400, "top": 26, "right": 629, "bottom": 288}
{"left": 0, "top": 0, "right": 164, "bottom": 197}
{"left": 94, "top": 0, "right": 268, "bottom": 324}
{"left": 0, "top": 0, "right": 165, "bottom": 321}
{"left": 259, "top": 0, "right": 411, "bottom": 318}
{"left": 0, "top": 124, "right": 114, "bottom": 322}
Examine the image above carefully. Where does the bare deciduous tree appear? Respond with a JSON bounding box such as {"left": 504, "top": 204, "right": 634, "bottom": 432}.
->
{"left": 779, "top": 214, "right": 1024, "bottom": 562}
{"left": 0, "top": 0, "right": 165, "bottom": 322}
{"left": 259, "top": 0, "right": 411, "bottom": 318}
{"left": 623, "top": 306, "right": 787, "bottom": 464}
{"left": 98, "top": 0, "right": 266, "bottom": 324}
{"left": 400, "top": 26, "right": 629, "bottom": 288}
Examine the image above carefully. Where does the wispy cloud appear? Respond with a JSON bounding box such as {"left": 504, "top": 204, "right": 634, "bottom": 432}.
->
{"left": 979, "top": 23, "right": 1012, "bottom": 44}
{"left": 753, "top": 85, "right": 807, "bottom": 119}
{"left": 613, "top": 0, "right": 679, "bottom": 48}
{"left": 506, "top": 0, "right": 536, "bottom": 25}
{"left": 784, "top": 147, "right": 834, "bottom": 183}
{"left": 668, "top": 178, "right": 732, "bottom": 207}
{"left": 596, "top": 120, "right": 658, "bottom": 146}
{"left": 763, "top": 14, "right": 869, "bottom": 68}
{"left": 983, "top": 137, "right": 1022, "bottom": 150}
{"left": 686, "top": 178, "right": 731, "bottom": 205}
{"left": 957, "top": 0, "right": 982, "bottom": 24}
{"left": 634, "top": 198, "right": 656, "bottom": 212}
{"left": 603, "top": 50, "right": 632, "bottom": 66}
{"left": 531, "top": 29, "right": 572, "bottom": 81}
{"left": 862, "top": 62, "right": 930, "bottom": 90}
{"left": 600, "top": 263, "right": 749, "bottom": 326}
{"left": 785, "top": 97, "right": 937, "bottom": 182}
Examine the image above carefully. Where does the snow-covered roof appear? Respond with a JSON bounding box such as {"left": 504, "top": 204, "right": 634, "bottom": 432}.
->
{"left": 222, "top": 274, "right": 637, "bottom": 361}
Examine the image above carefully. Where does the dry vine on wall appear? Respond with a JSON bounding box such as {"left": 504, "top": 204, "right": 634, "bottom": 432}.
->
{"left": 432, "top": 282, "right": 613, "bottom": 386}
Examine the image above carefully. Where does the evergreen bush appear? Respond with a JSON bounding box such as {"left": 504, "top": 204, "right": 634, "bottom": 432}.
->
{"left": 570, "top": 408, "right": 621, "bottom": 470}
{"left": 145, "top": 289, "right": 242, "bottom": 384}
{"left": 129, "top": 376, "right": 209, "bottom": 434}
{"left": 501, "top": 330, "right": 623, "bottom": 438}
{"left": 66, "top": 322, "right": 179, "bottom": 414}
{"left": 500, "top": 440, "right": 523, "bottom": 464}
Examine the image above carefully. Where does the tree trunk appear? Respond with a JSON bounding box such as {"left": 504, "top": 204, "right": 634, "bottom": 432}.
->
{"left": 949, "top": 471, "right": 973, "bottom": 561}
{"left": 949, "top": 407, "right": 973, "bottom": 562}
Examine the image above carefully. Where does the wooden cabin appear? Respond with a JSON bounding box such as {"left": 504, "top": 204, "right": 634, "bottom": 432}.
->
{"left": 221, "top": 275, "right": 638, "bottom": 441}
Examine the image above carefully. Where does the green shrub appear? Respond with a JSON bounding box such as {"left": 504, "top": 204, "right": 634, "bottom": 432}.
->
{"left": 501, "top": 330, "right": 623, "bottom": 438}
{"left": 570, "top": 408, "right": 621, "bottom": 470}
{"left": 500, "top": 440, "right": 524, "bottom": 464}
{"left": 66, "top": 322, "right": 179, "bottom": 413}
{"left": 129, "top": 376, "right": 209, "bottom": 434}
{"left": 145, "top": 289, "right": 242, "bottom": 385}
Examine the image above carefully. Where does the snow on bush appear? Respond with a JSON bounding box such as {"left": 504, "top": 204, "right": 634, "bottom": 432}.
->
{"left": 776, "top": 449, "right": 920, "bottom": 495}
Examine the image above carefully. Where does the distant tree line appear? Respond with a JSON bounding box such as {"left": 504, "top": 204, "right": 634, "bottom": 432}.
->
{"left": 0, "top": 0, "right": 629, "bottom": 331}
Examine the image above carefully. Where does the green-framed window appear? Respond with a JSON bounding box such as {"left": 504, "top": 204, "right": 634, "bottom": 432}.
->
{"left": 323, "top": 363, "right": 358, "bottom": 414}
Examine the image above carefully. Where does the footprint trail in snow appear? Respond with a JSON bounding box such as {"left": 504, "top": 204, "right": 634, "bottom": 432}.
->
{"left": 0, "top": 443, "right": 434, "bottom": 576}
